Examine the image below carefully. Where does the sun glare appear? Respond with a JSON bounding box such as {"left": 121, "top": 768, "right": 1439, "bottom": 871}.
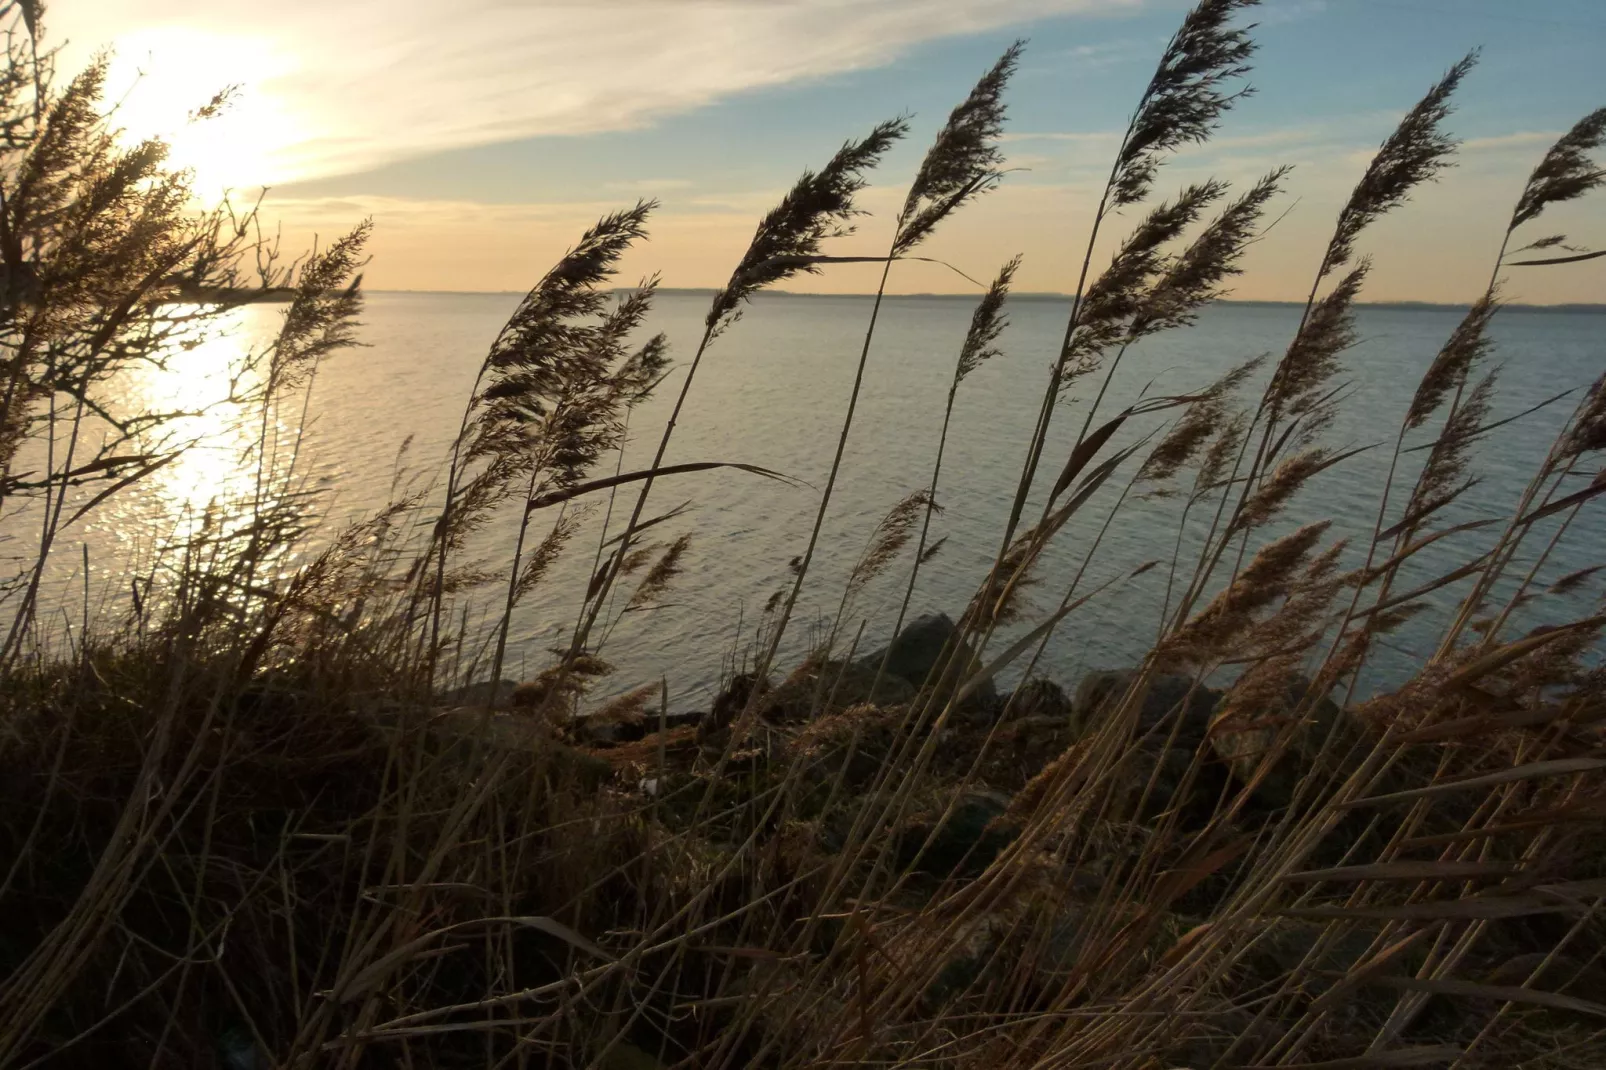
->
{"left": 104, "top": 27, "right": 304, "bottom": 203}
{"left": 123, "top": 313, "right": 262, "bottom": 524}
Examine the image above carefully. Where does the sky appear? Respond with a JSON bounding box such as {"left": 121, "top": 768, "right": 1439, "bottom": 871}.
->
{"left": 53, "top": 0, "right": 1606, "bottom": 304}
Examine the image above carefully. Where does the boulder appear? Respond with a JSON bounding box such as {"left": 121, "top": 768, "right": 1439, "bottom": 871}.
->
{"left": 700, "top": 673, "right": 764, "bottom": 738}
{"left": 894, "top": 790, "right": 1017, "bottom": 878}
{"left": 574, "top": 707, "right": 702, "bottom": 746}
{"left": 438, "top": 678, "right": 518, "bottom": 708}
{"left": 763, "top": 660, "right": 919, "bottom": 722}
{"left": 855, "top": 612, "right": 997, "bottom": 706}
{"left": 1073, "top": 669, "right": 1220, "bottom": 744}
{"left": 425, "top": 706, "right": 611, "bottom": 789}
{"left": 1209, "top": 676, "right": 1358, "bottom": 809}
{"left": 1007, "top": 677, "right": 1077, "bottom": 727}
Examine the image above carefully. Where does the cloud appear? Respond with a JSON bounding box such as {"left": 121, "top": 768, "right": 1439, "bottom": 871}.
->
{"left": 1462, "top": 131, "right": 1563, "bottom": 153}
{"left": 54, "top": 0, "right": 1142, "bottom": 192}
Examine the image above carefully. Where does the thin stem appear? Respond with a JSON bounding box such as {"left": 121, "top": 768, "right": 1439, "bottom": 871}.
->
{"left": 752, "top": 248, "right": 897, "bottom": 696}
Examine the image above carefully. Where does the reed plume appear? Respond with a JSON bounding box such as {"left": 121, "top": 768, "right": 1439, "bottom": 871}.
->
{"left": 894, "top": 41, "right": 1023, "bottom": 255}
{"left": 569, "top": 119, "right": 905, "bottom": 659}
{"left": 1264, "top": 262, "right": 1366, "bottom": 427}
{"left": 430, "top": 203, "right": 658, "bottom": 602}
{"left": 749, "top": 45, "right": 1021, "bottom": 703}
{"left": 1140, "top": 357, "right": 1261, "bottom": 488}
{"left": 1402, "top": 369, "right": 1496, "bottom": 532}
{"left": 265, "top": 223, "right": 372, "bottom": 395}
{"left": 956, "top": 256, "right": 1020, "bottom": 384}
{"left": 1404, "top": 292, "right": 1498, "bottom": 432}
{"left": 1195, "top": 410, "right": 1249, "bottom": 501}
{"left": 513, "top": 507, "right": 584, "bottom": 605}
{"left": 438, "top": 203, "right": 667, "bottom": 694}
{"left": 1321, "top": 53, "right": 1476, "bottom": 277}
{"left": 1550, "top": 565, "right": 1603, "bottom": 596}
{"left": 707, "top": 120, "right": 909, "bottom": 335}
{"left": 1234, "top": 447, "right": 1330, "bottom": 532}
{"left": 625, "top": 533, "right": 692, "bottom": 612}
{"left": 1563, "top": 369, "right": 1606, "bottom": 458}
{"left": 1509, "top": 106, "right": 1606, "bottom": 232}
{"left": 1063, "top": 180, "right": 1228, "bottom": 386}
{"left": 1165, "top": 519, "right": 1332, "bottom": 661}
{"left": 1112, "top": 0, "right": 1260, "bottom": 208}
{"left": 845, "top": 490, "right": 934, "bottom": 604}
{"left": 1132, "top": 168, "right": 1288, "bottom": 338}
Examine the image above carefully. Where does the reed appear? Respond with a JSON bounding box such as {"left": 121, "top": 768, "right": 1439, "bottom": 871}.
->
{"left": 2, "top": 2, "right": 1605, "bottom": 1068}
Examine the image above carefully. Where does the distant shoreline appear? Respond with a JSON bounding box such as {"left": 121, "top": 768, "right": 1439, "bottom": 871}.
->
{"left": 364, "top": 287, "right": 1606, "bottom": 315}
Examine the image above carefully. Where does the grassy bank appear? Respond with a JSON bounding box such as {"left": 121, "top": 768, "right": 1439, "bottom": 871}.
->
{"left": 1, "top": 0, "right": 1604, "bottom": 1066}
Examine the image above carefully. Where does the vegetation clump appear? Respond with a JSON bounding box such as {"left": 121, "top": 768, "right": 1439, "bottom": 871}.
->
{"left": 1, "top": 1, "right": 1604, "bottom": 1068}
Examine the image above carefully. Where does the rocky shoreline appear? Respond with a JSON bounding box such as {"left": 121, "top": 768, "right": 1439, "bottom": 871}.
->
{"left": 411, "top": 610, "right": 1605, "bottom": 1064}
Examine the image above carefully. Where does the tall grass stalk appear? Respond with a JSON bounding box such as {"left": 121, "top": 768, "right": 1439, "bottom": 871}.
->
{"left": 5, "top": 4, "right": 1606, "bottom": 1069}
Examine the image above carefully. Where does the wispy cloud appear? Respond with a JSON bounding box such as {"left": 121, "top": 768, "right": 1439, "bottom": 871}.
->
{"left": 1462, "top": 130, "right": 1564, "bottom": 152}
{"left": 57, "top": 0, "right": 1143, "bottom": 192}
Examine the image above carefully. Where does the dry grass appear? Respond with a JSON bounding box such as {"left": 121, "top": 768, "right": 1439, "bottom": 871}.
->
{"left": 2, "top": 1, "right": 1605, "bottom": 1068}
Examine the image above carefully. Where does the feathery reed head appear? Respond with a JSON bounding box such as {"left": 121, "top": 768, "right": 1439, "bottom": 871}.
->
{"left": 1141, "top": 356, "right": 1262, "bottom": 485}
{"left": 270, "top": 221, "right": 372, "bottom": 392}
{"left": 1405, "top": 291, "right": 1498, "bottom": 431}
{"left": 847, "top": 490, "right": 936, "bottom": 600}
{"left": 1165, "top": 519, "right": 1332, "bottom": 661}
{"left": 708, "top": 119, "right": 907, "bottom": 333}
{"left": 1562, "top": 369, "right": 1606, "bottom": 458}
{"left": 1322, "top": 52, "right": 1476, "bottom": 275}
{"left": 1195, "top": 410, "right": 1249, "bottom": 499}
{"left": 1404, "top": 369, "right": 1495, "bottom": 533}
{"left": 1064, "top": 179, "right": 1228, "bottom": 387}
{"left": 1511, "top": 106, "right": 1606, "bottom": 231}
{"left": 1113, "top": 0, "right": 1260, "bottom": 207}
{"left": 1234, "top": 447, "right": 1328, "bottom": 531}
{"left": 895, "top": 41, "right": 1023, "bottom": 255}
{"left": 956, "top": 255, "right": 1021, "bottom": 384}
{"left": 514, "top": 508, "right": 585, "bottom": 605}
{"left": 446, "top": 208, "right": 664, "bottom": 561}
{"left": 490, "top": 202, "right": 654, "bottom": 369}
{"left": 1550, "top": 565, "right": 1604, "bottom": 596}
{"left": 1133, "top": 167, "right": 1288, "bottom": 336}
{"left": 626, "top": 533, "right": 692, "bottom": 611}
{"left": 1266, "top": 260, "right": 1368, "bottom": 421}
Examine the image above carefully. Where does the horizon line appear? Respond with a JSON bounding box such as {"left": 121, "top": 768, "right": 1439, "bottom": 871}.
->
{"left": 363, "top": 288, "right": 1606, "bottom": 312}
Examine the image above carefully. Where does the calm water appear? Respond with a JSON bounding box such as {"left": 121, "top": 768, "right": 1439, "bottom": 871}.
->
{"left": 8, "top": 292, "right": 1602, "bottom": 705}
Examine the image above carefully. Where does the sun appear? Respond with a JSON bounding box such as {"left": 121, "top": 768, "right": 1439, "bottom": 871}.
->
{"left": 103, "top": 26, "right": 304, "bottom": 202}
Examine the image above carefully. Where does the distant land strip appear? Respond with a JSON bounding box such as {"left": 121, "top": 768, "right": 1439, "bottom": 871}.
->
{"left": 362, "top": 287, "right": 1606, "bottom": 314}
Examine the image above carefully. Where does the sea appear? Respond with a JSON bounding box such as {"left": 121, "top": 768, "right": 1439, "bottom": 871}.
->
{"left": 5, "top": 290, "right": 1602, "bottom": 708}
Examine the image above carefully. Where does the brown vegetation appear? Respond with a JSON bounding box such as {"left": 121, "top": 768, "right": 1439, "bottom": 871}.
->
{"left": 1, "top": 1, "right": 1604, "bottom": 1067}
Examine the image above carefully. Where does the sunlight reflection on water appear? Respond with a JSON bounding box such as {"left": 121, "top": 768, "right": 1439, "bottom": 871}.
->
{"left": 122, "top": 312, "right": 263, "bottom": 526}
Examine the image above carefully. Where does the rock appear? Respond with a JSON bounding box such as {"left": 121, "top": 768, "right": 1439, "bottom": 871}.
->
{"left": 598, "top": 1041, "right": 669, "bottom": 1070}
{"left": 894, "top": 790, "right": 1017, "bottom": 878}
{"left": 701, "top": 673, "right": 764, "bottom": 738}
{"left": 766, "top": 660, "right": 918, "bottom": 721}
{"left": 425, "top": 707, "right": 611, "bottom": 789}
{"left": 1073, "top": 669, "right": 1220, "bottom": 744}
{"left": 1248, "top": 918, "right": 1392, "bottom": 997}
{"left": 1485, "top": 951, "right": 1606, "bottom": 996}
{"left": 855, "top": 612, "right": 997, "bottom": 706}
{"left": 1008, "top": 677, "right": 1076, "bottom": 727}
{"left": 1209, "top": 676, "right": 1357, "bottom": 809}
{"left": 575, "top": 707, "right": 701, "bottom": 747}
{"left": 216, "top": 1024, "right": 268, "bottom": 1070}
{"left": 438, "top": 678, "right": 518, "bottom": 708}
